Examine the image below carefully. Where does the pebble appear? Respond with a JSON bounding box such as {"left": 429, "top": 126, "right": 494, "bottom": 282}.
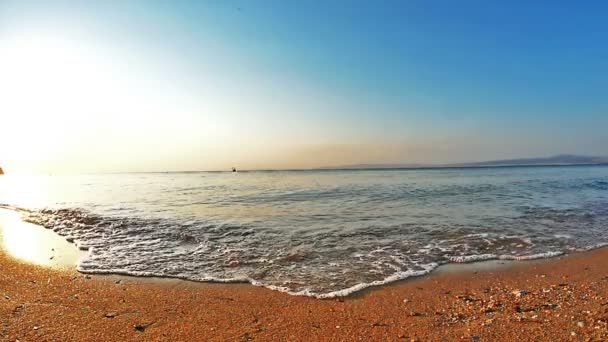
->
{"left": 511, "top": 289, "right": 529, "bottom": 298}
{"left": 133, "top": 324, "right": 146, "bottom": 332}
{"left": 577, "top": 321, "right": 585, "bottom": 328}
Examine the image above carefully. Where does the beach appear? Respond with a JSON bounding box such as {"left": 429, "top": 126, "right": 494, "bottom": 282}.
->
{"left": 3, "top": 168, "right": 608, "bottom": 299}
{"left": 2, "top": 169, "right": 608, "bottom": 341}
{"left": 2, "top": 0, "right": 607, "bottom": 340}
{"left": 2, "top": 221, "right": 608, "bottom": 341}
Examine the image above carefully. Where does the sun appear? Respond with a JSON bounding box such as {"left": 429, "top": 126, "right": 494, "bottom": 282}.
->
{"left": 0, "top": 29, "right": 197, "bottom": 174}
{"left": 0, "top": 34, "right": 80, "bottom": 167}
{"left": 0, "top": 32, "right": 120, "bottom": 172}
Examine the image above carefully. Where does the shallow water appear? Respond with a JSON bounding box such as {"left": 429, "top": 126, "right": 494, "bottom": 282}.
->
{"left": 0, "top": 209, "right": 81, "bottom": 268}
{"left": 1, "top": 166, "right": 607, "bottom": 297}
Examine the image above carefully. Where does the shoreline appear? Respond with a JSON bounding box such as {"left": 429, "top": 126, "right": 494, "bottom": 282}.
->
{"left": 0, "top": 207, "right": 570, "bottom": 298}
{"left": 3, "top": 216, "right": 608, "bottom": 339}
{"left": 4, "top": 246, "right": 608, "bottom": 340}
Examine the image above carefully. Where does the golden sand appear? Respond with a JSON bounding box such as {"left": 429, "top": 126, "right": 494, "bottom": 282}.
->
{"left": 1, "top": 211, "right": 608, "bottom": 341}
{"left": 3, "top": 244, "right": 608, "bottom": 341}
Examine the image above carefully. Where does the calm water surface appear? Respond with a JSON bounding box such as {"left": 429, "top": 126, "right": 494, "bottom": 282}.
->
{"left": 1, "top": 166, "right": 607, "bottom": 297}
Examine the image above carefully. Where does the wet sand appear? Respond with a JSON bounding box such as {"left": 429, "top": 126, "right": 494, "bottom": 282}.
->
{"left": 2, "top": 218, "right": 608, "bottom": 340}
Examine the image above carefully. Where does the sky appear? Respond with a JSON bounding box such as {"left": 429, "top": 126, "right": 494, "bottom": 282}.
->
{"left": 0, "top": 0, "right": 607, "bottom": 173}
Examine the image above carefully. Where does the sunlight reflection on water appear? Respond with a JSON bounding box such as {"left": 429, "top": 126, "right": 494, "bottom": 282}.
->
{"left": 0, "top": 209, "right": 80, "bottom": 268}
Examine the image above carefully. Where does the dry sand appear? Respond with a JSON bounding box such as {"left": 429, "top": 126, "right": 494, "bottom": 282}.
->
{"left": 2, "top": 219, "right": 608, "bottom": 341}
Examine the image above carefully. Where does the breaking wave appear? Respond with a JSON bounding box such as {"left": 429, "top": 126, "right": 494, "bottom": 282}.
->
{"left": 1, "top": 166, "right": 607, "bottom": 297}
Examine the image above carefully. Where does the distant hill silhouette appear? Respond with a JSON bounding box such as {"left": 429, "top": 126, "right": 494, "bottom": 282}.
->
{"left": 451, "top": 155, "right": 608, "bottom": 167}
{"left": 319, "top": 155, "right": 608, "bottom": 170}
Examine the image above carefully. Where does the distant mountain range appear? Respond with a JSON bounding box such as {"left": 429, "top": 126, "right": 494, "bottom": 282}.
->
{"left": 319, "top": 155, "right": 608, "bottom": 170}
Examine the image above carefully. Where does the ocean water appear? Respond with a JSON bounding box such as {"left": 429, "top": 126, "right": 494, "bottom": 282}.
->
{"left": 1, "top": 166, "right": 608, "bottom": 298}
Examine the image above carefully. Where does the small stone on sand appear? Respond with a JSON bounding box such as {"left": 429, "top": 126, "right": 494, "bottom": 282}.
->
{"left": 134, "top": 324, "right": 146, "bottom": 332}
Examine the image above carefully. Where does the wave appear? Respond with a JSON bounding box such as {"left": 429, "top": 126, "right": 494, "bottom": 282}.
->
{"left": 449, "top": 251, "right": 564, "bottom": 263}
{"left": 1, "top": 203, "right": 607, "bottom": 298}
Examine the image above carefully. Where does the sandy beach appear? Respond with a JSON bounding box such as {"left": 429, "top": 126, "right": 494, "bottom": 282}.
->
{"left": 2, "top": 0, "right": 607, "bottom": 340}
{"left": 2, "top": 218, "right": 608, "bottom": 341}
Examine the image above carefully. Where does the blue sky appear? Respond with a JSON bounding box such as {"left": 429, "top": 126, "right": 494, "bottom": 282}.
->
{"left": 0, "top": 1, "right": 607, "bottom": 172}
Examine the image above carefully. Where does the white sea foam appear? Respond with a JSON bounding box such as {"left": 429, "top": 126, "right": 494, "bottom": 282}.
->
{"left": 5, "top": 203, "right": 608, "bottom": 297}
{"left": 2, "top": 166, "right": 608, "bottom": 298}
{"left": 576, "top": 242, "right": 608, "bottom": 251}
{"left": 257, "top": 263, "right": 439, "bottom": 299}
{"left": 498, "top": 251, "right": 564, "bottom": 260}
{"left": 449, "top": 254, "right": 497, "bottom": 263}
{"left": 449, "top": 251, "right": 565, "bottom": 264}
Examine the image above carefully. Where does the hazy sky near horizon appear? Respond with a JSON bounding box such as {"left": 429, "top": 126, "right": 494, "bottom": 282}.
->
{"left": 1, "top": 1, "right": 607, "bottom": 173}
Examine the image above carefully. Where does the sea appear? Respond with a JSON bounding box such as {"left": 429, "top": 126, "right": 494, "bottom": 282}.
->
{"left": 1, "top": 165, "right": 607, "bottom": 298}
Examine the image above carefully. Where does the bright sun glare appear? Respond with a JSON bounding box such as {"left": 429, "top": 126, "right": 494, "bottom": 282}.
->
{"left": 0, "top": 31, "right": 205, "bottom": 174}
{"left": 0, "top": 34, "right": 101, "bottom": 166}
{"left": 0, "top": 208, "right": 79, "bottom": 268}
{"left": 0, "top": 32, "right": 137, "bottom": 172}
